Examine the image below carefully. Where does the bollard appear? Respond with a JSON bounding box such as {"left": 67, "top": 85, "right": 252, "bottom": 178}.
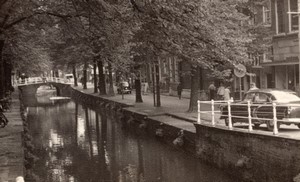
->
{"left": 227, "top": 100, "right": 233, "bottom": 130}
{"left": 247, "top": 101, "right": 253, "bottom": 132}
{"left": 211, "top": 99, "right": 215, "bottom": 126}
{"left": 272, "top": 102, "right": 278, "bottom": 135}
{"left": 197, "top": 100, "right": 201, "bottom": 124}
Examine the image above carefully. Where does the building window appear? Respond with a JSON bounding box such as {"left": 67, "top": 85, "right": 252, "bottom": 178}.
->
{"left": 263, "top": 0, "right": 271, "bottom": 25}
{"left": 289, "top": 0, "right": 298, "bottom": 32}
{"left": 264, "top": 46, "right": 273, "bottom": 61}
{"left": 275, "top": 0, "right": 285, "bottom": 34}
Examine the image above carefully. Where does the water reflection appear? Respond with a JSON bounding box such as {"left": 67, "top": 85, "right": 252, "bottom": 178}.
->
{"left": 26, "top": 99, "right": 238, "bottom": 182}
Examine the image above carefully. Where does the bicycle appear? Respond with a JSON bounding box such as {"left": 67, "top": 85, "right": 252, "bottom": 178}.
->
{"left": 0, "top": 97, "right": 11, "bottom": 112}
{"left": 0, "top": 105, "right": 9, "bottom": 128}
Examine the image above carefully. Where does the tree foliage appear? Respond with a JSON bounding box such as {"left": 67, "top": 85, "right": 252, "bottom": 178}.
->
{"left": 0, "top": 0, "right": 272, "bottom": 104}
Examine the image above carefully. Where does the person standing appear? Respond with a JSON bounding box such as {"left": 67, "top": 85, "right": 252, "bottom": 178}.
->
{"left": 208, "top": 82, "right": 216, "bottom": 100}
{"left": 144, "top": 82, "right": 149, "bottom": 94}
{"left": 177, "top": 83, "right": 183, "bottom": 99}
{"left": 217, "top": 83, "right": 225, "bottom": 100}
{"left": 224, "top": 86, "right": 231, "bottom": 101}
{"left": 80, "top": 77, "right": 85, "bottom": 87}
{"left": 249, "top": 83, "right": 258, "bottom": 90}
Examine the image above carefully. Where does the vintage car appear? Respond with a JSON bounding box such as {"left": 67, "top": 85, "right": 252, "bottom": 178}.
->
{"left": 220, "top": 89, "right": 300, "bottom": 131}
{"left": 117, "top": 81, "right": 132, "bottom": 94}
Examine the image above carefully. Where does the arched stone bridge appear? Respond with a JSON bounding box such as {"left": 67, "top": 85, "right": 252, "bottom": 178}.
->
{"left": 18, "top": 82, "right": 72, "bottom": 96}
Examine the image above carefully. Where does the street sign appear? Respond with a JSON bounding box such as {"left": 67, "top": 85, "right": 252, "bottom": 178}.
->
{"left": 234, "top": 64, "right": 246, "bottom": 78}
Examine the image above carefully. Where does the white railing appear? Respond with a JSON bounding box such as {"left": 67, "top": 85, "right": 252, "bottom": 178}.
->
{"left": 197, "top": 99, "right": 300, "bottom": 135}
{"left": 17, "top": 77, "right": 69, "bottom": 85}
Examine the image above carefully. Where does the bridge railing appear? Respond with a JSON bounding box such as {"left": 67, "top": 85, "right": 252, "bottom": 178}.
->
{"left": 17, "top": 77, "right": 71, "bottom": 85}
{"left": 197, "top": 99, "right": 300, "bottom": 135}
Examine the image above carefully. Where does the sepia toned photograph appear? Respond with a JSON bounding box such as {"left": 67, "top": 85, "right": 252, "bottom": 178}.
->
{"left": 0, "top": 0, "right": 300, "bottom": 182}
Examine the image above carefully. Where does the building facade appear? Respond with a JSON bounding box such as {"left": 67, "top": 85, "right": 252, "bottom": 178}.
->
{"left": 260, "top": 0, "right": 299, "bottom": 94}
{"left": 141, "top": 0, "right": 295, "bottom": 99}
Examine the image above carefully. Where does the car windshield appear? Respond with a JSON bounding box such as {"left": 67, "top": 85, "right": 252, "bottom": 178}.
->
{"left": 271, "top": 91, "right": 300, "bottom": 102}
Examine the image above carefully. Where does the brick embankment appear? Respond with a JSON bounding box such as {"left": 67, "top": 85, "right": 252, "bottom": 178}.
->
{"left": 0, "top": 89, "right": 24, "bottom": 182}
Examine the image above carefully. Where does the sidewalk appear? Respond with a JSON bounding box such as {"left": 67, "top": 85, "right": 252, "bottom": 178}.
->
{"left": 0, "top": 89, "right": 24, "bottom": 182}
{"left": 75, "top": 84, "right": 223, "bottom": 125}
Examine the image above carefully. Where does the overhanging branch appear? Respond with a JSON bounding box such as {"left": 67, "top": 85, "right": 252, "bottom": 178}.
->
{"left": 130, "top": 0, "right": 143, "bottom": 12}
{"left": 3, "top": 11, "right": 85, "bottom": 30}
{"left": 3, "top": 14, "right": 34, "bottom": 30}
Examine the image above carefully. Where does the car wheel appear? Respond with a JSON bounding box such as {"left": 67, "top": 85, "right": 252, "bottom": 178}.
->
{"left": 225, "top": 119, "right": 229, "bottom": 126}
{"left": 253, "top": 123, "right": 260, "bottom": 129}
{"left": 266, "top": 121, "right": 280, "bottom": 131}
{"left": 224, "top": 118, "right": 234, "bottom": 127}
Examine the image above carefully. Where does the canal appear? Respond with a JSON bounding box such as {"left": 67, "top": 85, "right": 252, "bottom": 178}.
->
{"left": 24, "top": 94, "right": 240, "bottom": 182}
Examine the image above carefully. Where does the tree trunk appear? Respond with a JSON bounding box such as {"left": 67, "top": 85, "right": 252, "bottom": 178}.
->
{"left": 72, "top": 64, "right": 78, "bottom": 87}
{"left": 93, "top": 58, "right": 98, "bottom": 93}
{"left": 97, "top": 59, "right": 106, "bottom": 95}
{"left": 0, "top": 40, "right": 5, "bottom": 99}
{"left": 152, "top": 63, "right": 156, "bottom": 106}
{"left": 155, "top": 62, "right": 161, "bottom": 107}
{"left": 188, "top": 65, "right": 201, "bottom": 112}
{"left": 107, "top": 62, "right": 114, "bottom": 96}
{"left": 135, "top": 79, "right": 143, "bottom": 103}
{"left": 83, "top": 62, "right": 88, "bottom": 89}
{"left": 4, "top": 58, "right": 12, "bottom": 94}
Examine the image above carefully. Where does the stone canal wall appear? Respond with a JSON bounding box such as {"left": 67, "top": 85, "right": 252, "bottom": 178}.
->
{"left": 71, "top": 89, "right": 197, "bottom": 155}
{"left": 194, "top": 124, "right": 300, "bottom": 182}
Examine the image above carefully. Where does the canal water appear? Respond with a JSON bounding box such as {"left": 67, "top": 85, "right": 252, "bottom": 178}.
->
{"left": 24, "top": 95, "right": 240, "bottom": 182}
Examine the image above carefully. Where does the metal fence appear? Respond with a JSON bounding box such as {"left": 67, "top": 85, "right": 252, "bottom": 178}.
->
{"left": 197, "top": 99, "right": 300, "bottom": 135}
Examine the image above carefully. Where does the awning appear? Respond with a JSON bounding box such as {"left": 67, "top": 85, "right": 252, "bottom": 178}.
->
{"left": 260, "top": 59, "right": 299, "bottom": 66}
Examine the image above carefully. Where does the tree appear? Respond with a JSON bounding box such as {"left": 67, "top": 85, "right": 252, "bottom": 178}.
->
{"left": 129, "top": 0, "right": 271, "bottom": 111}
{"left": 0, "top": 0, "right": 37, "bottom": 98}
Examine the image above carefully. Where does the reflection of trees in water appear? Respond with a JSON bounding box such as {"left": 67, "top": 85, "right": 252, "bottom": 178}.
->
{"left": 85, "top": 106, "right": 93, "bottom": 158}
{"left": 27, "top": 102, "right": 77, "bottom": 181}
{"left": 96, "top": 111, "right": 112, "bottom": 181}
{"left": 28, "top": 101, "right": 237, "bottom": 182}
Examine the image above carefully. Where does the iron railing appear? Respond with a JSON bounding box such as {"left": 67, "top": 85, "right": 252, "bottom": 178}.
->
{"left": 197, "top": 99, "right": 300, "bottom": 135}
{"left": 17, "top": 77, "right": 69, "bottom": 85}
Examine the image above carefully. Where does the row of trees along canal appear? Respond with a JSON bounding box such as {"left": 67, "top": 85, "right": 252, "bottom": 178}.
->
{"left": 0, "top": 0, "right": 271, "bottom": 111}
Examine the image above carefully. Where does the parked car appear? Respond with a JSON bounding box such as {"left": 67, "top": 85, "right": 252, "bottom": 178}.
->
{"left": 220, "top": 89, "right": 300, "bottom": 131}
{"left": 64, "top": 74, "right": 74, "bottom": 83}
{"left": 117, "top": 81, "right": 132, "bottom": 94}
